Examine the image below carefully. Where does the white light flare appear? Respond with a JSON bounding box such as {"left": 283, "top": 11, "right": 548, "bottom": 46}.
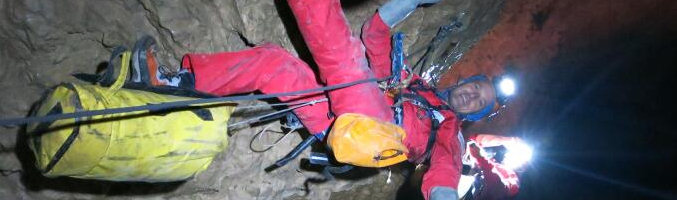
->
{"left": 499, "top": 77, "right": 516, "bottom": 96}
{"left": 502, "top": 141, "right": 533, "bottom": 170}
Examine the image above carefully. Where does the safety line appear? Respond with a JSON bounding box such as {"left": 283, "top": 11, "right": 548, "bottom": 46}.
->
{"left": 0, "top": 77, "right": 386, "bottom": 127}
{"left": 232, "top": 98, "right": 328, "bottom": 110}
{"left": 227, "top": 98, "right": 327, "bottom": 128}
{"left": 226, "top": 98, "right": 328, "bottom": 127}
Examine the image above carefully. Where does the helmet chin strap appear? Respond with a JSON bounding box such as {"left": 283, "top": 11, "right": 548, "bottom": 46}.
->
{"left": 434, "top": 87, "right": 453, "bottom": 101}
{"left": 457, "top": 99, "right": 494, "bottom": 121}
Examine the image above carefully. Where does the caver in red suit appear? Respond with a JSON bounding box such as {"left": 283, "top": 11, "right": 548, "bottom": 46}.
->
{"left": 179, "top": 0, "right": 464, "bottom": 199}
{"left": 463, "top": 134, "right": 523, "bottom": 199}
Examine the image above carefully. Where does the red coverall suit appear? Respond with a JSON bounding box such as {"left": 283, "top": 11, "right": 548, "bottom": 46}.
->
{"left": 179, "top": 0, "right": 463, "bottom": 199}
{"left": 466, "top": 134, "right": 521, "bottom": 199}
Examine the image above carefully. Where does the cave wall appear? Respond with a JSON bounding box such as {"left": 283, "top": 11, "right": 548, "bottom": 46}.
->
{"left": 0, "top": 0, "right": 503, "bottom": 199}
{"left": 442, "top": 0, "right": 677, "bottom": 137}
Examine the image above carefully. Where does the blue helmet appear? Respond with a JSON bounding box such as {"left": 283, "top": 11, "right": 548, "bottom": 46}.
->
{"left": 437, "top": 74, "right": 517, "bottom": 121}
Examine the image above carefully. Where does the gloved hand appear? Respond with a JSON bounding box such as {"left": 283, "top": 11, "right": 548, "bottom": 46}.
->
{"left": 378, "top": 0, "right": 442, "bottom": 28}
{"left": 430, "top": 186, "right": 459, "bottom": 200}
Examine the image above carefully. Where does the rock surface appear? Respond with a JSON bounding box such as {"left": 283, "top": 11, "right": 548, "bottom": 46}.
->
{"left": 0, "top": 0, "right": 502, "bottom": 199}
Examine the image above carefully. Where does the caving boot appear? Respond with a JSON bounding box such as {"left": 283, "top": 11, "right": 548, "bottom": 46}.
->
{"left": 131, "top": 35, "right": 194, "bottom": 88}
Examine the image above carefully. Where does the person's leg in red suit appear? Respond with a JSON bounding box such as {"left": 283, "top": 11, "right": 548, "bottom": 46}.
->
{"left": 286, "top": 0, "right": 394, "bottom": 122}
{"left": 181, "top": 43, "right": 332, "bottom": 135}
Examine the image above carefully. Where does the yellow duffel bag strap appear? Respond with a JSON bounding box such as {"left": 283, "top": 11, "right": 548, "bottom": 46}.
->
{"left": 106, "top": 49, "right": 131, "bottom": 94}
{"left": 327, "top": 113, "right": 408, "bottom": 168}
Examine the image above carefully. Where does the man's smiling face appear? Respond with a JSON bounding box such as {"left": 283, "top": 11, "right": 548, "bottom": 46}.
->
{"left": 447, "top": 80, "right": 496, "bottom": 114}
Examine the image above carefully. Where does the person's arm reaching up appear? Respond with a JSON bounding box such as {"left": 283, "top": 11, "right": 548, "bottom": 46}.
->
{"left": 361, "top": 0, "right": 442, "bottom": 80}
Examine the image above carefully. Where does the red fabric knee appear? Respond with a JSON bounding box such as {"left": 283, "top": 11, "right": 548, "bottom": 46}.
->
{"left": 181, "top": 44, "right": 333, "bottom": 134}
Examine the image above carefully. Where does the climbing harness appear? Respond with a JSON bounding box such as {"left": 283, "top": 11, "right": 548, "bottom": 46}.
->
{"left": 387, "top": 32, "right": 452, "bottom": 166}
{"left": 399, "top": 79, "right": 452, "bottom": 166}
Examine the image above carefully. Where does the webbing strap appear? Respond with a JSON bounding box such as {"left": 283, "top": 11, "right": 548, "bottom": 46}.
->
{"left": 402, "top": 93, "right": 440, "bottom": 165}
{"left": 98, "top": 46, "right": 128, "bottom": 86}
{"left": 420, "top": 113, "right": 439, "bottom": 165}
{"left": 390, "top": 33, "right": 406, "bottom": 126}
{"left": 405, "top": 80, "right": 451, "bottom": 111}
{"left": 106, "top": 50, "right": 131, "bottom": 94}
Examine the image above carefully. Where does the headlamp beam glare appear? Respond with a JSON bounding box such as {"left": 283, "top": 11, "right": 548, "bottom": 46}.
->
{"left": 503, "top": 141, "right": 533, "bottom": 170}
{"left": 498, "top": 77, "right": 516, "bottom": 96}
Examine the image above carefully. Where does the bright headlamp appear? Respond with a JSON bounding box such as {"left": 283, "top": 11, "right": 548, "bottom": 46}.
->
{"left": 502, "top": 140, "right": 533, "bottom": 170}
{"left": 498, "top": 77, "right": 516, "bottom": 96}
{"left": 479, "top": 139, "right": 533, "bottom": 170}
{"left": 493, "top": 76, "right": 516, "bottom": 105}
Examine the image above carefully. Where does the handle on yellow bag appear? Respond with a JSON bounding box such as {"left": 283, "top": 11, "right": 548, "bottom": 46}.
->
{"left": 374, "top": 149, "right": 405, "bottom": 161}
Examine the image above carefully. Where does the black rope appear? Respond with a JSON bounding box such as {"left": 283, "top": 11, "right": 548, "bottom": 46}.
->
{"left": 0, "top": 76, "right": 390, "bottom": 127}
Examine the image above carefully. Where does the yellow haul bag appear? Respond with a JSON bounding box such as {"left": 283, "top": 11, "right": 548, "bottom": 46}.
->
{"left": 327, "top": 113, "right": 408, "bottom": 168}
{"left": 26, "top": 51, "right": 235, "bottom": 182}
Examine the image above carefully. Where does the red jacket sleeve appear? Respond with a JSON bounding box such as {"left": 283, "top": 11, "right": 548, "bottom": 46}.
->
{"left": 421, "top": 121, "right": 463, "bottom": 200}
{"left": 361, "top": 12, "right": 393, "bottom": 80}
{"left": 468, "top": 135, "right": 521, "bottom": 198}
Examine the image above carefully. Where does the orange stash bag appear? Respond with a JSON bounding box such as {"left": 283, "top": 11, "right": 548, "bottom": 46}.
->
{"left": 327, "top": 113, "right": 408, "bottom": 167}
